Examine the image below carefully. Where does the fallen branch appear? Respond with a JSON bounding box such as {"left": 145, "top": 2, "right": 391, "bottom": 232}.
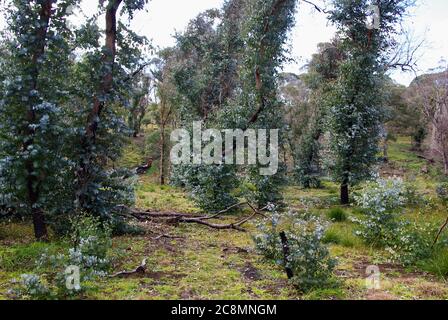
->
{"left": 117, "top": 202, "right": 267, "bottom": 232}
{"left": 110, "top": 258, "right": 147, "bottom": 278}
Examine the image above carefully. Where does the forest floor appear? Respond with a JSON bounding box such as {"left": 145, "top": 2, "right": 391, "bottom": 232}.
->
{"left": 1, "top": 136, "right": 448, "bottom": 300}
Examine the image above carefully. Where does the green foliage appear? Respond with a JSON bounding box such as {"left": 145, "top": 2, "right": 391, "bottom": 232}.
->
{"left": 327, "top": 0, "right": 413, "bottom": 198}
{"left": 436, "top": 183, "right": 448, "bottom": 204}
{"left": 171, "top": 164, "right": 238, "bottom": 211}
{"left": 169, "top": 0, "right": 296, "bottom": 209}
{"left": 294, "top": 131, "right": 322, "bottom": 189}
{"left": 353, "top": 177, "right": 408, "bottom": 246}
{"left": 11, "top": 215, "right": 112, "bottom": 299}
{"left": 353, "top": 177, "right": 435, "bottom": 265}
{"left": 327, "top": 207, "right": 347, "bottom": 222}
{"left": 0, "top": 0, "right": 81, "bottom": 235}
{"left": 254, "top": 208, "right": 336, "bottom": 292}
{"left": 384, "top": 221, "right": 435, "bottom": 265}
{"left": 419, "top": 249, "right": 448, "bottom": 280}
{"left": 322, "top": 223, "right": 362, "bottom": 248}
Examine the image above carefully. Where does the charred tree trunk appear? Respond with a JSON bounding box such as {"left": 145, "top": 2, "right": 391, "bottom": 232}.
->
{"left": 340, "top": 182, "right": 349, "bottom": 205}
{"left": 76, "top": 0, "right": 123, "bottom": 208}
{"left": 279, "top": 232, "right": 294, "bottom": 280}
{"left": 25, "top": 0, "right": 53, "bottom": 240}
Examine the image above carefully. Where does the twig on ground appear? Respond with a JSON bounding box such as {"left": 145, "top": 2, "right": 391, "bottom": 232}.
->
{"left": 110, "top": 258, "right": 148, "bottom": 278}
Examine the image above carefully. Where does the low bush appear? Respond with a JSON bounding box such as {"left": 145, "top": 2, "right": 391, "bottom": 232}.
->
{"left": 352, "top": 177, "right": 436, "bottom": 265}
{"left": 10, "top": 215, "right": 112, "bottom": 299}
{"left": 254, "top": 206, "right": 336, "bottom": 292}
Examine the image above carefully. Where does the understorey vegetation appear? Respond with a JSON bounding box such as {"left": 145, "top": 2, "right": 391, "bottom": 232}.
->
{"left": 1, "top": 0, "right": 448, "bottom": 300}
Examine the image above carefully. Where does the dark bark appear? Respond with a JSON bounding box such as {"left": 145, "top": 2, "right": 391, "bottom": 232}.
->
{"left": 279, "top": 232, "right": 294, "bottom": 279}
{"left": 25, "top": 0, "right": 54, "bottom": 240}
{"left": 340, "top": 183, "right": 349, "bottom": 205}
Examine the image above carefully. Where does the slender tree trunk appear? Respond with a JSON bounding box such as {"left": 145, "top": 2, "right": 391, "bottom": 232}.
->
{"left": 159, "top": 126, "right": 166, "bottom": 185}
{"left": 340, "top": 181, "right": 349, "bottom": 205}
{"left": 279, "top": 232, "right": 294, "bottom": 280}
{"left": 443, "top": 150, "right": 448, "bottom": 175}
{"left": 383, "top": 140, "right": 389, "bottom": 162}
{"left": 77, "top": 0, "right": 123, "bottom": 209}
{"left": 25, "top": 0, "right": 53, "bottom": 240}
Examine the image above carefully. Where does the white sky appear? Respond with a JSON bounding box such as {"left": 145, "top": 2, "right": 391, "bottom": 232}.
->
{"left": 1, "top": 0, "right": 447, "bottom": 86}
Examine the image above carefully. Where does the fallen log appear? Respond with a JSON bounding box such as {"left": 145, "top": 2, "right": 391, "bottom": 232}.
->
{"left": 118, "top": 202, "right": 267, "bottom": 232}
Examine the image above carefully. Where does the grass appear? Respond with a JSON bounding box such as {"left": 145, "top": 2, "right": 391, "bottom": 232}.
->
{"left": 323, "top": 223, "right": 364, "bottom": 249}
{"left": 1, "top": 136, "right": 448, "bottom": 300}
{"left": 419, "top": 249, "right": 448, "bottom": 280}
{"left": 327, "top": 207, "right": 348, "bottom": 222}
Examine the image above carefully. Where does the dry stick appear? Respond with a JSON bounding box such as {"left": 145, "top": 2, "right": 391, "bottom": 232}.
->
{"left": 110, "top": 258, "right": 148, "bottom": 278}
{"left": 432, "top": 216, "right": 448, "bottom": 248}
{"left": 279, "top": 232, "right": 294, "bottom": 280}
{"left": 200, "top": 202, "right": 249, "bottom": 220}
{"left": 152, "top": 234, "right": 184, "bottom": 240}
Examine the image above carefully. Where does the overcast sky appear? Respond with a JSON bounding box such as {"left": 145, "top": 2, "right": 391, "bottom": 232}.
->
{"left": 1, "top": 0, "right": 447, "bottom": 86}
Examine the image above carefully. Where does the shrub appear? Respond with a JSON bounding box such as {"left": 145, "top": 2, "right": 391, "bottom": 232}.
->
{"left": 12, "top": 215, "right": 112, "bottom": 299}
{"left": 254, "top": 207, "right": 336, "bottom": 292}
{"left": 13, "top": 274, "right": 50, "bottom": 300}
{"left": 436, "top": 182, "right": 448, "bottom": 204}
{"left": 352, "top": 177, "right": 407, "bottom": 246}
{"left": 327, "top": 207, "right": 347, "bottom": 222}
{"left": 171, "top": 164, "right": 238, "bottom": 211}
{"left": 352, "top": 177, "right": 435, "bottom": 265}
{"left": 354, "top": 177, "right": 407, "bottom": 215}
{"left": 384, "top": 222, "right": 434, "bottom": 265}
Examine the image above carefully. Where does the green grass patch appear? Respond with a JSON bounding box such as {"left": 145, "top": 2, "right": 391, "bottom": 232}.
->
{"left": 323, "top": 223, "right": 363, "bottom": 249}
{"left": 327, "top": 208, "right": 348, "bottom": 222}
{"left": 419, "top": 249, "right": 448, "bottom": 280}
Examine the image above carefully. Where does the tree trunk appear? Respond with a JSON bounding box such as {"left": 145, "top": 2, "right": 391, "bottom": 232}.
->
{"left": 159, "top": 126, "right": 166, "bottom": 185}
{"left": 279, "top": 232, "right": 294, "bottom": 279}
{"left": 383, "top": 140, "right": 389, "bottom": 162}
{"left": 340, "top": 183, "right": 349, "bottom": 205}
{"left": 77, "top": 0, "right": 123, "bottom": 209}
{"left": 25, "top": 0, "right": 53, "bottom": 240}
{"left": 443, "top": 150, "right": 448, "bottom": 175}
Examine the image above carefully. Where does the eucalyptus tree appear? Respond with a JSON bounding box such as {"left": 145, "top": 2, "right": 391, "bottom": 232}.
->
{"left": 128, "top": 73, "right": 152, "bottom": 138}
{"left": 290, "top": 40, "right": 345, "bottom": 188}
{"left": 169, "top": 0, "right": 297, "bottom": 210}
{"left": 169, "top": 1, "right": 246, "bottom": 211}
{"left": 72, "top": 0, "right": 150, "bottom": 223}
{"left": 0, "top": 0, "right": 79, "bottom": 240}
{"left": 328, "top": 0, "right": 413, "bottom": 204}
{"left": 238, "top": 0, "right": 297, "bottom": 206}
